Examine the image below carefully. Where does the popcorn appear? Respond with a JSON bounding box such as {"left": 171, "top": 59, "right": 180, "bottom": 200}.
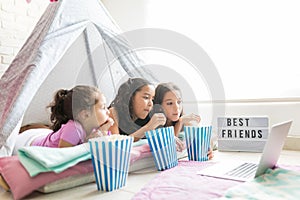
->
{"left": 184, "top": 126, "right": 212, "bottom": 161}
{"left": 145, "top": 127, "right": 178, "bottom": 171}
{"left": 88, "top": 135, "right": 133, "bottom": 191}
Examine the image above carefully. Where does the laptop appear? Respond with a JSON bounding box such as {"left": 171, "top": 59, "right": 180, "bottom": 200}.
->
{"left": 197, "top": 120, "right": 292, "bottom": 181}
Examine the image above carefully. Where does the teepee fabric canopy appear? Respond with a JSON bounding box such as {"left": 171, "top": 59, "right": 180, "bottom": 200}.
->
{"left": 0, "top": 0, "right": 154, "bottom": 154}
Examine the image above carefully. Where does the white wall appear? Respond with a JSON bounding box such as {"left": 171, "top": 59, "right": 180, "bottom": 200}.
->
{"left": 102, "top": 0, "right": 300, "bottom": 99}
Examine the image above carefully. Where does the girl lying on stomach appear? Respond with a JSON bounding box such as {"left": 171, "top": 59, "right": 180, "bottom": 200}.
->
{"left": 13, "top": 85, "right": 114, "bottom": 154}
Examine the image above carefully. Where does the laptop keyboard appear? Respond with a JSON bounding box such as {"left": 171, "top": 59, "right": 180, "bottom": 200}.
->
{"left": 225, "top": 163, "right": 258, "bottom": 178}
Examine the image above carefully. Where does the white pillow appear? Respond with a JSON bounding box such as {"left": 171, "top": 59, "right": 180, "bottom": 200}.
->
{"left": 0, "top": 117, "right": 23, "bottom": 157}
{"left": 12, "top": 128, "right": 53, "bottom": 155}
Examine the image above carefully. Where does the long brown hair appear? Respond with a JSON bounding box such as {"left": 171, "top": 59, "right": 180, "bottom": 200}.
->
{"left": 153, "top": 82, "right": 183, "bottom": 125}
{"left": 109, "top": 78, "right": 153, "bottom": 134}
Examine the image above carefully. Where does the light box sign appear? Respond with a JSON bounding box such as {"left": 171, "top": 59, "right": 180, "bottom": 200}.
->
{"left": 217, "top": 116, "right": 269, "bottom": 152}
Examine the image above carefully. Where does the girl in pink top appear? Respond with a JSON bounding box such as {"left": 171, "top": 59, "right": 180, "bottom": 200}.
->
{"left": 13, "top": 85, "right": 114, "bottom": 153}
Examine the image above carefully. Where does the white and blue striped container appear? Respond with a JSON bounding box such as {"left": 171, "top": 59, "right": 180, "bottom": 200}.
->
{"left": 145, "top": 126, "right": 178, "bottom": 171}
{"left": 184, "top": 126, "right": 212, "bottom": 161}
{"left": 89, "top": 135, "right": 133, "bottom": 191}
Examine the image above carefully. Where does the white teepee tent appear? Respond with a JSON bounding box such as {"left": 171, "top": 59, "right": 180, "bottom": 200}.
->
{"left": 0, "top": 0, "right": 155, "bottom": 156}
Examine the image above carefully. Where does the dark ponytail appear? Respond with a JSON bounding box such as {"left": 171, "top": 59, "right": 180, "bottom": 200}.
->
{"left": 48, "top": 85, "right": 100, "bottom": 132}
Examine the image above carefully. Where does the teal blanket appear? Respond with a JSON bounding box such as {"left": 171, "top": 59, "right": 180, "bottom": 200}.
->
{"left": 18, "top": 139, "right": 148, "bottom": 177}
{"left": 18, "top": 143, "right": 91, "bottom": 177}
{"left": 220, "top": 168, "right": 300, "bottom": 200}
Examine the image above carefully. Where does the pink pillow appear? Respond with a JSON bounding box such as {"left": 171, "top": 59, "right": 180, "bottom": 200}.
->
{"left": 0, "top": 156, "right": 93, "bottom": 200}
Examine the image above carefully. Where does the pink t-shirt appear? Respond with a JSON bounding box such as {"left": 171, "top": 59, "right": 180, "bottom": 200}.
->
{"left": 31, "top": 120, "right": 86, "bottom": 147}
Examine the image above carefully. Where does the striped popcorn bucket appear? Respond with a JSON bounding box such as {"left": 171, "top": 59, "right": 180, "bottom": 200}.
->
{"left": 184, "top": 126, "right": 212, "bottom": 161}
{"left": 88, "top": 135, "right": 133, "bottom": 191}
{"left": 145, "top": 126, "right": 178, "bottom": 171}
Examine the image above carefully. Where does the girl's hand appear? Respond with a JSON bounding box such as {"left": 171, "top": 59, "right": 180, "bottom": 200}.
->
{"left": 174, "top": 136, "right": 186, "bottom": 152}
{"left": 98, "top": 118, "right": 114, "bottom": 132}
{"left": 86, "top": 129, "right": 107, "bottom": 142}
{"left": 207, "top": 147, "right": 214, "bottom": 160}
{"left": 180, "top": 113, "right": 201, "bottom": 125}
{"left": 85, "top": 118, "right": 114, "bottom": 142}
{"left": 146, "top": 113, "right": 166, "bottom": 130}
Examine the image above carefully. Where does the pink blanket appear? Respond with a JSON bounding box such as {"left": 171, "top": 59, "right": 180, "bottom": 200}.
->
{"left": 130, "top": 144, "right": 152, "bottom": 164}
{"left": 0, "top": 144, "right": 153, "bottom": 200}
{"left": 132, "top": 160, "right": 240, "bottom": 200}
{"left": 0, "top": 156, "right": 94, "bottom": 200}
